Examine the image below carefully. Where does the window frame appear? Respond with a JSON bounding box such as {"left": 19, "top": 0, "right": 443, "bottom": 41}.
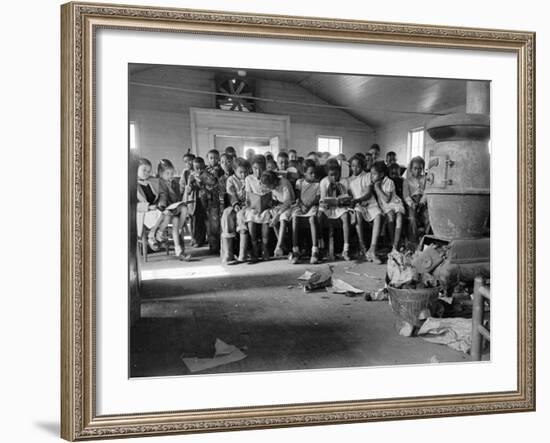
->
{"left": 407, "top": 127, "right": 425, "bottom": 163}
{"left": 316, "top": 135, "right": 343, "bottom": 156}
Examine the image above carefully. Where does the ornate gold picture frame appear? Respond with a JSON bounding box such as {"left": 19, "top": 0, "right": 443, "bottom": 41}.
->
{"left": 61, "top": 1, "right": 536, "bottom": 440}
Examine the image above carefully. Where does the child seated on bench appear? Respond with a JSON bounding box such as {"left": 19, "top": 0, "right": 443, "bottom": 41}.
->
{"left": 156, "top": 159, "right": 190, "bottom": 260}
{"left": 220, "top": 159, "right": 249, "bottom": 264}
{"left": 347, "top": 155, "right": 383, "bottom": 263}
{"left": 403, "top": 156, "right": 430, "bottom": 241}
{"left": 371, "top": 160, "right": 406, "bottom": 253}
{"left": 260, "top": 170, "right": 295, "bottom": 258}
{"left": 319, "top": 162, "right": 353, "bottom": 261}
{"left": 288, "top": 160, "right": 321, "bottom": 264}
{"left": 136, "top": 158, "right": 163, "bottom": 251}
{"left": 243, "top": 155, "right": 272, "bottom": 263}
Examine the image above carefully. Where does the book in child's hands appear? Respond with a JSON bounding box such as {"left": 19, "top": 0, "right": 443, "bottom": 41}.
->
{"left": 166, "top": 201, "right": 187, "bottom": 211}
{"left": 323, "top": 197, "right": 340, "bottom": 208}
{"left": 249, "top": 192, "right": 273, "bottom": 212}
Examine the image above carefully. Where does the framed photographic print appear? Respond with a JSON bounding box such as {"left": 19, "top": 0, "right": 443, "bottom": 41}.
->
{"left": 60, "top": 1, "right": 536, "bottom": 440}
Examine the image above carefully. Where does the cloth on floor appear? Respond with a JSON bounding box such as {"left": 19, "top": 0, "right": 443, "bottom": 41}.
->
{"left": 417, "top": 317, "right": 472, "bottom": 353}
{"left": 182, "top": 338, "right": 247, "bottom": 373}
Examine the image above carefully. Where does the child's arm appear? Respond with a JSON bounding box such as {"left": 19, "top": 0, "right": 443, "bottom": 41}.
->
{"left": 157, "top": 183, "right": 168, "bottom": 211}
{"left": 403, "top": 179, "right": 414, "bottom": 207}
{"left": 374, "top": 179, "right": 393, "bottom": 204}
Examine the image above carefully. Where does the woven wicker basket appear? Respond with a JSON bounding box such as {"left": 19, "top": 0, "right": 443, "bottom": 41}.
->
{"left": 387, "top": 286, "right": 441, "bottom": 327}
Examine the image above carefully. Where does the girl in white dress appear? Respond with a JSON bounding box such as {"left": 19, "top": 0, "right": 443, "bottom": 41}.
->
{"left": 371, "top": 160, "right": 406, "bottom": 252}
{"left": 319, "top": 163, "right": 353, "bottom": 261}
{"left": 260, "top": 170, "right": 295, "bottom": 258}
{"left": 347, "top": 155, "right": 383, "bottom": 263}
{"left": 287, "top": 160, "right": 321, "bottom": 264}
{"left": 243, "top": 155, "right": 272, "bottom": 262}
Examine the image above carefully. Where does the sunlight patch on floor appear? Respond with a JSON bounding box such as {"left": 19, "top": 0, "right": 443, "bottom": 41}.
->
{"left": 141, "top": 264, "right": 230, "bottom": 281}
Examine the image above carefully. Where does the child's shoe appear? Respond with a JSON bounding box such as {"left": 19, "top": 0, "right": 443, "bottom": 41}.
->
{"left": 342, "top": 249, "right": 351, "bottom": 261}
{"left": 310, "top": 250, "right": 319, "bottom": 265}
{"left": 288, "top": 251, "right": 301, "bottom": 265}
{"left": 147, "top": 235, "right": 159, "bottom": 252}
{"left": 274, "top": 247, "right": 284, "bottom": 258}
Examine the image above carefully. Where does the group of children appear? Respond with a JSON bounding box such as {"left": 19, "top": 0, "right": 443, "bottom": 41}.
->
{"left": 136, "top": 143, "right": 430, "bottom": 264}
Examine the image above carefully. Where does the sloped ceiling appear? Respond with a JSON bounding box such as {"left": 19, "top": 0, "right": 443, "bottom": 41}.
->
{"left": 129, "top": 64, "right": 470, "bottom": 129}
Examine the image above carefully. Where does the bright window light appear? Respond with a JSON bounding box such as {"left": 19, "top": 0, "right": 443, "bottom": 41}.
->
{"left": 317, "top": 136, "right": 342, "bottom": 156}
{"left": 407, "top": 127, "right": 425, "bottom": 161}
{"left": 129, "top": 121, "right": 137, "bottom": 150}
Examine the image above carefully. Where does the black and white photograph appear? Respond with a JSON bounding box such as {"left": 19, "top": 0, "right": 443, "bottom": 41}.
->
{"left": 129, "top": 63, "right": 491, "bottom": 378}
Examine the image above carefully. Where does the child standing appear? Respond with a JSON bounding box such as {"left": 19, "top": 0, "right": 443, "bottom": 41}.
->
{"left": 206, "top": 149, "right": 224, "bottom": 178}
{"left": 243, "top": 155, "right": 272, "bottom": 263}
{"left": 220, "top": 159, "right": 249, "bottom": 264}
{"left": 185, "top": 156, "right": 220, "bottom": 252}
{"left": 288, "top": 160, "right": 321, "bottom": 264}
{"left": 156, "top": 159, "right": 190, "bottom": 260}
{"left": 260, "top": 170, "right": 295, "bottom": 259}
{"left": 136, "top": 158, "right": 163, "bottom": 251}
{"left": 403, "top": 156, "right": 430, "bottom": 241}
{"left": 347, "top": 155, "right": 383, "bottom": 263}
{"left": 371, "top": 160, "right": 406, "bottom": 253}
{"left": 319, "top": 163, "right": 353, "bottom": 261}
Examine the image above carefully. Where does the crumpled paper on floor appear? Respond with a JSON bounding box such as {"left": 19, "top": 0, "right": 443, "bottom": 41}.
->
{"left": 298, "top": 265, "right": 333, "bottom": 291}
{"left": 417, "top": 317, "right": 472, "bottom": 353}
{"left": 329, "top": 278, "right": 364, "bottom": 296}
{"left": 182, "top": 338, "right": 247, "bottom": 373}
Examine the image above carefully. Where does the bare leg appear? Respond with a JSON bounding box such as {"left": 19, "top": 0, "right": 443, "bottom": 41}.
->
{"left": 171, "top": 215, "right": 182, "bottom": 255}
{"left": 309, "top": 215, "right": 318, "bottom": 248}
{"left": 292, "top": 216, "right": 299, "bottom": 248}
{"left": 262, "top": 223, "right": 270, "bottom": 260}
{"left": 394, "top": 212, "right": 403, "bottom": 251}
{"left": 355, "top": 211, "right": 366, "bottom": 251}
{"left": 156, "top": 213, "right": 171, "bottom": 241}
{"left": 341, "top": 212, "right": 350, "bottom": 260}
{"left": 248, "top": 222, "right": 259, "bottom": 261}
{"left": 274, "top": 220, "right": 286, "bottom": 256}
{"left": 366, "top": 214, "right": 382, "bottom": 264}
{"left": 237, "top": 232, "right": 248, "bottom": 262}
{"left": 386, "top": 211, "right": 396, "bottom": 249}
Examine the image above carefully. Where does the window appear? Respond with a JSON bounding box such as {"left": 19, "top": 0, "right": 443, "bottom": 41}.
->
{"left": 129, "top": 121, "right": 138, "bottom": 150}
{"left": 317, "top": 136, "right": 342, "bottom": 156}
{"left": 407, "top": 127, "right": 425, "bottom": 161}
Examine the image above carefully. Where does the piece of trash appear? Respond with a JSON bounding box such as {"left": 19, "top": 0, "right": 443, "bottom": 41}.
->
{"left": 181, "top": 338, "right": 247, "bottom": 373}
{"left": 299, "top": 265, "right": 333, "bottom": 292}
{"left": 418, "top": 317, "right": 473, "bottom": 353}
{"left": 364, "top": 292, "right": 373, "bottom": 301}
{"left": 429, "top": 355, "right": 440, "bottom": 364}
{"left": 345, "top": 270, "right": 361, "bottom": 276}
{"left": 395, "top": 319, "right": 414, "bottom": 337}
{"left": 287, "top": 285, "right": 294, "bottom": 289}
{"left": 330, "top": 278, "right": 364, "bottom": 295}
{"left": 372, "top": 287, "right": 389, "bottom": 301}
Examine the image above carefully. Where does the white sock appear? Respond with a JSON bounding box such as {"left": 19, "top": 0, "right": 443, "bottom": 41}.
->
{"left": 311, "top": 246, "right": 319, "bottom": 253}
{"left": 292, "top": 246, "right": 300, "bottom": 253}
{"left": 343, "top": 243, "right": 350, "bottom": 251}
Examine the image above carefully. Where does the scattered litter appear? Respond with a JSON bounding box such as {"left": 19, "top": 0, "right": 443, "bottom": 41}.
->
{"left": 287, "top": 285, "right": 294, "bottom": 289}
{"left": 329, "top": 278, "right": 364, "bottom": 296}
{"left": 429, "top": 355, "right": 440, "bottom": 364}
{"left": 387, "top": 250, "right": 439, "bottom": 289}
{"left": 298, "top": 265, "right": 333, "bottom": 292}
{"left": 364, "top": 292, "right": 373, "bottom": 302}
{"left": 418, "top": 317, "right": 472, "bottom": 353}
{"left": 181, "top": 338, "right": 247, "bottom": 373}
{"left": 372, "top": 287, "right": 389, "bottom": 301}
{"left": 345, "top": 270, "right": 361, "bottom": 276}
